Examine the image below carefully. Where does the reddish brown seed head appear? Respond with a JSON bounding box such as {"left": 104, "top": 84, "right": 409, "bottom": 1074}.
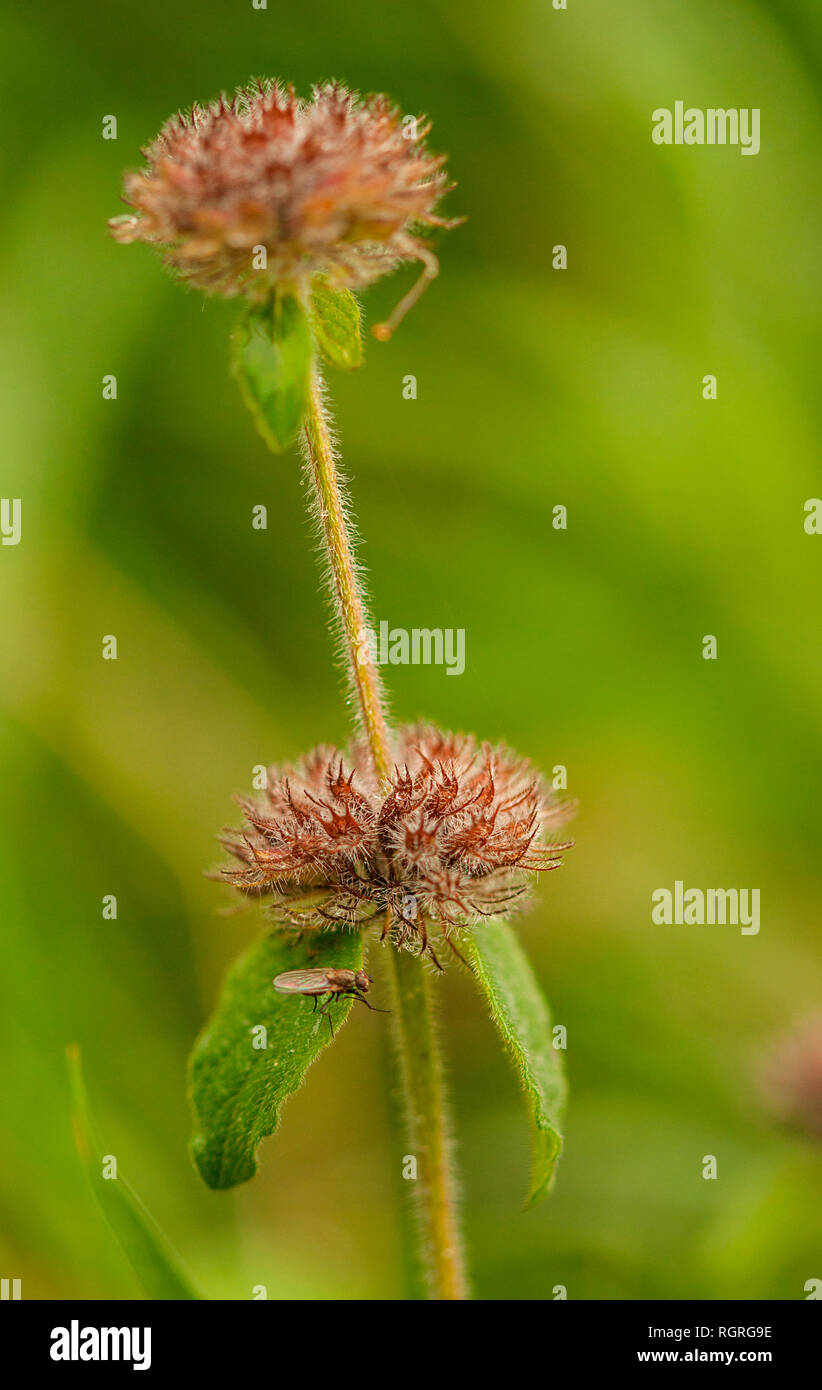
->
{"left": 219, "top": 724, "right": 574, "bottom": 962}
{"left": 109, "top": 80, "right": 458, "bottom": 314}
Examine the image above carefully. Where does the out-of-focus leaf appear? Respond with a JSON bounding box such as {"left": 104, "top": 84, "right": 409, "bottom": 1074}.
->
{"left": 469, "top": 922, "right": 566, "bottom": 1209}
{"left": 309, "top": 277, "right": 364, "bottom": 370}
{"left": 189, "top": 929, "right": 364, "bottom": 1190}
{"left": 231, "top": 293, "right": 312, "bottom": 451}
{"left": 66, "top": 1045, "right": 201, "bottom": 1300}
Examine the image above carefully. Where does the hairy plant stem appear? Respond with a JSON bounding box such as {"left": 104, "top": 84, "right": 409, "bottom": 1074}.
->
{"left": 301, "top": 361, "right": 468, "bottom": 1300}
{"left": 384, "top": 945, "right": 467, "bottom": 1300}
{"left": 301, "top": 364, "right": 393, "bottom": 791}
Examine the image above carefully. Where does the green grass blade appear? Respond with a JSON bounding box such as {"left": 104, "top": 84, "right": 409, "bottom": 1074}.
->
{"left": 66, "top": 1045, "right": 201, "bottom": 1299}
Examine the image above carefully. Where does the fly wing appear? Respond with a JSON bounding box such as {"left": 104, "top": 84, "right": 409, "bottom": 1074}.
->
{"left": 273, "top": 969, "right": 333, "bottom": 995}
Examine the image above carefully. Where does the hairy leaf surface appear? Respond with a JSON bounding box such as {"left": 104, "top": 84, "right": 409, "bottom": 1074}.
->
{"left": 310, "top": 277, "right": 364, "bottom": 370}
{"left": 232, "top": 294, "right": 312, "bottom": 451}
{"left": 469, "top": 923, "right": 566, "bottom": 1209}
{"left": 189, "top": 930, "right": 364, "bottom": 1190}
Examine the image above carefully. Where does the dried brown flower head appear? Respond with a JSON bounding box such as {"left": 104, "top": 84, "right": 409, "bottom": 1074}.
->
{"left": 219, "top": 725, "right": 574, "bottom": 968}
{"left": 110, "top": 80, "right": 458, "bottom": 332}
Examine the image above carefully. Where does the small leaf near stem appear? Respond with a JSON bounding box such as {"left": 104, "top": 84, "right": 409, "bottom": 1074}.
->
{"left": 310, "top": 277, "right": 364, "bottom": 371}
{"left": 67, "top": 1045, "right": 202, "bottom": 1299}
{"left": 189, "top": 929, "right": 364, "bottom": 1190}
{"left": 468, "top": 922, "right": 567, "bottom": 1209}
{"left": 232, "top": 292, "right": 313, "bottom": 452}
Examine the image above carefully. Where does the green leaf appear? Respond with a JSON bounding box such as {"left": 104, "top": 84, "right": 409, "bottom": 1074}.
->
{"left": 468, "top": 922, "right": 567, "bottom": 1209}
{"left": 189, "top": 929, "right": 364, "bottom": 1190}
{"left": 309, "top": 277, "right": 363, "bottom": 371}
{"left": 231, "top": 293, "right": 312, "bottom": 451}
{"left": 66, "top": 1045, "right": 201, "bottom": 1299}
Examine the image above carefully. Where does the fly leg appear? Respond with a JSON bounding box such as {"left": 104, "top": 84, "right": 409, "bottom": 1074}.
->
{"left": 351, "top": 993, "right": 391, "bottom": 1015}
{"left": 314, "top": 993, "right": 335, "bottom": 1038}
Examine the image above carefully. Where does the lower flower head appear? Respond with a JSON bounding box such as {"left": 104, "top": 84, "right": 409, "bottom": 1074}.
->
{"left": 219, "top": 725, "right": 574, "bottom": 967}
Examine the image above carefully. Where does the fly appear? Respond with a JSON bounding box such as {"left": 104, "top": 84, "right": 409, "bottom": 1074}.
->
{"left": 272, "top": 967, "right": 389, "bottom": 1037}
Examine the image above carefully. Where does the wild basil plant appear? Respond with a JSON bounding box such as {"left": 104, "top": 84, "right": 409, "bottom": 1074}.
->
{"left": 109, "top": 80, "right": 574, "bottom": 1300}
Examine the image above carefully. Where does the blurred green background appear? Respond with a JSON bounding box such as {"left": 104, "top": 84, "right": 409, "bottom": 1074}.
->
{"left": 2, "top": 0, "right": 822, "bottom": 1300}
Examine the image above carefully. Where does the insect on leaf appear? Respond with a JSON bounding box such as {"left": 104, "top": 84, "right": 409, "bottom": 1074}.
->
{"left": 189, "top": 929, "right": 364, "bottom": 1190}
{"left": 66, "top": 1045, "right": 202, "bottom": 1299}
{"left": 231, "top": 293, "right": 313, "bottom": 451}
{"left": 309, "top": 276, "right": 364, "bottom": 371}
{"left": 468, "top": 922, "right": 567, "bottom": 1210}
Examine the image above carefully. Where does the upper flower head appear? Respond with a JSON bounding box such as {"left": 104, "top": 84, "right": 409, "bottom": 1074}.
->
{"left": 219, "top": 725, "right": 574, "bottom": 968}
{"left": 110, "top": 80, "right": 459, "bottom": 333}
